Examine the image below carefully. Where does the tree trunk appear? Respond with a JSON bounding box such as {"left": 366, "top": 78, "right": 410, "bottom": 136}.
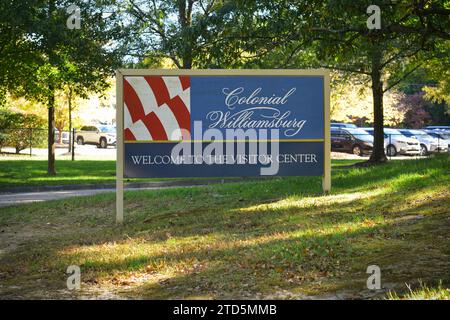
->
{"left": 56, "top": 124, "right": 63, "bottom": 144}
{"left": 48, "top": 90, "right": 56, "bottom": 175}
{"left": 183, "top": 52, "right": 192, "bottom": 69}
{"left": 178, "top": 0, "right": 193, "bottom": 69}
{"left": 368, "top": 48, "right": 388, "bottom": 163}
{"left": 47, "top": 0, "right": 56, "bottom": 175}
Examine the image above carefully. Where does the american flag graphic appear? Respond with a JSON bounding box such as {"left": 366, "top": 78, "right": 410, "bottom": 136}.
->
{"left": 123, "top": 76, "right": 190, "bottom": 141}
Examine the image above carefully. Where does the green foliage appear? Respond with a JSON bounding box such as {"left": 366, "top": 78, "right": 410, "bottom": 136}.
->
{"left": 0, "top": 0, "right": 123, "bottom": 172}
{"left": 9, "top": 1, "right": 121, "bottom": 102}
{"left": 238, "top": 1, "right": 449, "bottom": 78}
{"left": 421, "top": 45, "right": 450, "bottom": 108}
{"left": 0, "top": 0, "right": 38, "bottom": 104}
{"left": 392, "top": 44, "right": 450, "bottom": 118}
{"left": 0, "top": 110, "right": 46, "bottom": 153}
{"left": 1, "top": 0, "right": 122, "bottom": 105}
{"left": 119, "top": 0, "right": 249, "bottom": 68}
{"left": 232, "top": 0, "right": 449, "bottom": 161}
{"left": 0, "top": 132, "right": 7, "bottom": 150}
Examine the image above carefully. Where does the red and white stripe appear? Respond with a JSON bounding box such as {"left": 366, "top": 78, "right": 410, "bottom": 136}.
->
{"left": 123, "top": 76, "right": 190, "bottom": 141}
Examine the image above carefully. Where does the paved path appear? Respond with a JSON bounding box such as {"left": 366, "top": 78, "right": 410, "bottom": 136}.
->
{"left": 0, "top": 185, "right": 187, "bottom": 208}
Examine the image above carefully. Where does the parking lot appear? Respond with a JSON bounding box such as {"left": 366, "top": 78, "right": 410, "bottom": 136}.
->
{"left": 330, "top": 125, "right": 449, "bottom": 158}
{"left": 0, "top": 144, "right": 432, "bottom": 162}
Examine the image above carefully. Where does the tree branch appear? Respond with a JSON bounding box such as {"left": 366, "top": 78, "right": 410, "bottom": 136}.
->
{"left": 380, "top": 46, "right": 423, "bottom": 69}
{"left": 317, "top": 65, "right": 371, "bottom": 75}
{"left": 383, "top": 63, "right": 423, "bottom": 93}
{"left": 309, "top": 27, "right": 364, "bottom": 34}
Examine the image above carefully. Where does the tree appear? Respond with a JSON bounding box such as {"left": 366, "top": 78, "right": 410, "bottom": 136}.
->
{"left": 422, "top": 46, "right": 450, "bottom": 108}
{"left": 234, "top": 0, "right": 450, "bottom": 163}
{"left": 1, "top": 0, "right": 121, "bottom": 174}
{"left": 59, "top": 60, "right": 114, "bottom": 152}
{"left": 397, "top": 92, "right": 431, "bottom": 128}
{"left": 330, "top": 73, "right": 405, "bottom": 127}
{"left": 54, "top": 89, "right": 71, "bottom": 144}
{"left": 0, "top": 0, "right": 39, "bottom": 106}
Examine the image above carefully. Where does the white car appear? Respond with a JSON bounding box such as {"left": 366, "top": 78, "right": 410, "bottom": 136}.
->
{"left": 399, "top": 129, "right": 448, "bottom": 155}
{"left": 54, "top": 130, "right": 70, "bottom": 145}
{"left": 425, "top": 130, "right": 450, "bottom": 153}
{"left": 76, "top": 125, "right": 116, "bottom": 148}
{"left": 362, "top": 128, "right": 421, "bottom": 156}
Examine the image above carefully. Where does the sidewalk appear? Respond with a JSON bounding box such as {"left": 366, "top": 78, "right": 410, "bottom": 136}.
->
{"left": 0, "top": 188, "right": 118, "bottom": 207}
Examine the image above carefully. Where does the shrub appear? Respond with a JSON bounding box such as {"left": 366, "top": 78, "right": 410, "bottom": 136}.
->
{"left": 0, "top": 110, "right": 46, "bottom": 153}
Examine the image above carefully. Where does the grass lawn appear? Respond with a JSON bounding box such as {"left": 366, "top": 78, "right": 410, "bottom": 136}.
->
{"left": 0, "top": 155, "right": 448, "bottom": 299}
{"left": 0, "top": 159, "right": 360, "bottom": 190}
{"left": 0, "top": 160, "right": 116, "bottom": 189}
{"left": 387, "top": 281, "right": 449, "bottom": 300}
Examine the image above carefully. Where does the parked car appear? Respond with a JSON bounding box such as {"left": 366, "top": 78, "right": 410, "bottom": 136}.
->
{"left": 76, "top": 125, "right": 116, "bottom": 148}
{"left": 424, "top": 130, "right": 450, "bottom": 153}
{"left": 362, "top": 128, "right": 421, "bottom": 156}
{"left": 331, "top": 127, "right": 373, "bottom": 156}
{"left": 398, "top": 129, "right": 448, "bottom": 155}
{"left": 330, "top": 122, "right": 357, "bottom": 129}
{"left": 424, "top": 125, "right": 450, "bottom": 132}
{"left": 54, "top": 130, "right": 70, "bottom": 145}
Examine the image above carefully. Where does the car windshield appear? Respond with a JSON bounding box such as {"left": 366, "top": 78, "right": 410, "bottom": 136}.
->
{"left": 428, "top": 132, "right": 450, "bottom": 139}
{"left": 361, "top": 128, "right": 373, "bottom": 137}
{"left": 400, "top": 130, "right": 414, "bottom": 137}
{"left": 362, "top": 129, "right": 390, "bottom": 139}
{"left": 384, "top": 128, "right": 402, "bottom": 135}
{"left": 346, "top": 128, "right": 373, "bottom": 142}
{"left": 99, "top": 126, "right": 116, "bottom": 133}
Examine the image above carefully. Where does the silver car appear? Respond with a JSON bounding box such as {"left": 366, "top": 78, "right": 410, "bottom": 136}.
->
{"left": 363, "top": 128, "right": 421, "bottom": 156}
{"left": 425, "top": 130, "right": 450, "bottom": 154}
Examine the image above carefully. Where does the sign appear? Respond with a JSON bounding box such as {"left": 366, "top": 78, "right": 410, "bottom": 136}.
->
{"left": 116, "top": 70, "right": 330, "bottom": 223}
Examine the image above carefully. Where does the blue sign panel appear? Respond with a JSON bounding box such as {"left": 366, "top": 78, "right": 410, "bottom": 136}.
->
{"left": 190, "top": 76, "right": 324, "bottom": 140}
{"left": 125, "top": 142, "right": 324, "bottom": 178}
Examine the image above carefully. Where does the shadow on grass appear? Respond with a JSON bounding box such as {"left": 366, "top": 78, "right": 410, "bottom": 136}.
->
{"left": 72, "top": 190, "right": 449, "bottom": 299}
